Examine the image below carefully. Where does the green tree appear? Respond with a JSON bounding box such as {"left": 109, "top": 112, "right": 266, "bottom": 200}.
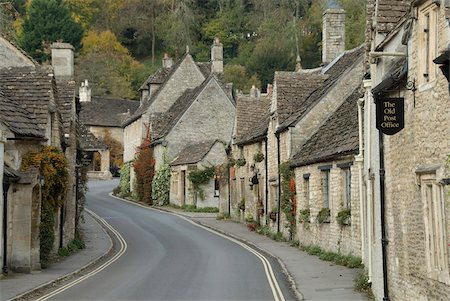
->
{"left": 223, "top": 64, "right": 260, "bottom": 92}
{"left": 339, "top": 0, "right": 366, "bottom": 49}
{"left": 20, "top": 0, "right": 84, "bottom": 63}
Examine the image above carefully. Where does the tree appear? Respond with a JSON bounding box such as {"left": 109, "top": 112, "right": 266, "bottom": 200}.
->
{"left": 19, "top": 0, "right": 84, "bottom": 62}
{"left": 76, "top": 31, "right": 143, "bottom": 99}
{"left": 223, "top": 64, "right": 260, "bottom": 92}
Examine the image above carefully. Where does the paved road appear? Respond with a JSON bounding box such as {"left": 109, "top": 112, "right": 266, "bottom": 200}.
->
{"left": 47, "top": 180, "right": 296, "bottom": 301}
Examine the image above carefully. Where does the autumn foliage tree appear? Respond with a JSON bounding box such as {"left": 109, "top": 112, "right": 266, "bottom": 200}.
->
{"left": 133, "top": 127, "right": 155, "bottom": 204}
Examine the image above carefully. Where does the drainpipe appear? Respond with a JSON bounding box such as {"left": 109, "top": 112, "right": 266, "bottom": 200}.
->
{"left": 275, "top": 132, "right": 281, "bottom": 233}
{"left": 59, "top": 204, "right": 65, "bottom": 249}
{"left": 228, "top": 165, "right": 231, "bottom": 216}
{"left": 378, "top": 123, "right": 390, "bottom": 301}
{"left": 264, "top": 138, "right": 269, "bottom": 225}
{"left": 356, "top": 98, "right": 365, "bottom": 262}
{"left": 2, "top": 182, "right": 8, "bottom": 274}
{"left": 363, "top": 79, "right": 373, "bottom": 281}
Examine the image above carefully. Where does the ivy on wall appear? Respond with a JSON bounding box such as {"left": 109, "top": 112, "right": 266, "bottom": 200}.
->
{"left": 188, "top": 166, "right": 215, "bottom": 201}
{"left": 152, "top": 160, "right": 171, "bottom": 205}
{"left": 22, "top": 146, "right": 69, "bottom": 267}
{"left": 279, "top": 161, "right": 296, "bottom": 240}
{"left": 133, "top": 131, "right": 155, "bottom": 204}
{"left": 118, "top": 162, "right": 131, "bottom": 197}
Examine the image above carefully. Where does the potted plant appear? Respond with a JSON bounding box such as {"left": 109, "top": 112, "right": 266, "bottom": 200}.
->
{"left": 316, "top": 208, "right": 331, "bottom": 224}
{"left": 253, "top": 152, "right": 264, "bottom": 163}
{"left": 336, "top": 208, "right": 351, "bottom": 226}
{"left": 269, "top": 207, "right": 277, "bottom": 222}
{"left": 299, "top": 208, "right": 311, "bottom": 223}
{"left": 236, "top": 158, "right": 246, "bottom": 167}
{"left": 245, "top": 213, "right": 257, "bottom": 231}
{"left": 239, "top": 198, "right": 245, "bottom": 211}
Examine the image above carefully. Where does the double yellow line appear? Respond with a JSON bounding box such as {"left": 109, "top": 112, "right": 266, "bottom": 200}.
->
{"left": 35, "top": 209, "right": 128, "bottom": 301}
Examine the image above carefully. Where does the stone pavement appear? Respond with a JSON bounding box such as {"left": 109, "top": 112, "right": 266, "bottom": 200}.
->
{"left": 0, "top": 212, "right": 112, "bottom": 301}
{"left": 157, "top": 207, "right": 368, "bottom": 301}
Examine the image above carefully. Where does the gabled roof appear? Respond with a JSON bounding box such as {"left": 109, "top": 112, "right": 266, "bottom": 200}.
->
{"left": 124, "top": 53, "right": 211, "bottom": 127}
{"left": 171, "top": 140, "right": 218, "bottom": 166}
{"left": 278, "top": 46, "right": 364, "bottom": 132}
{"left": 291, "top": 87, "right": 361, "bottom": 167}
{"left": 56, "top": 80, "right": 76, "bottom": 135}
{"left": 151, "top": 75, "right": 234, "bottom": 144}
{"left": 234, "top": 94, "right": 270, "bottom": 146}
{"left": 77, "top": 122, "right": 107, "bottom": 151}
{"left": 139, "top": 66, "right": 173, "bottom": 90}
{"left": 0, "top": 89, "right": 45, "bottom": 138}
{"left": 0, "top": 66, "right": 57, "bottom": 129}
{"left": 274, "top": 70, "right": 327, "bottom": 124}
{"left": 80, "top": 96, "right": 139, "bottom": 127}
{"left": 0, "top": 35, "right": 37, "bottom": 67}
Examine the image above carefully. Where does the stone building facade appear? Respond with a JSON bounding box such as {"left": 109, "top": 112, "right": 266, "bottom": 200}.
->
{"left": 365, "top": 1, "right": 450, "bottom": 299}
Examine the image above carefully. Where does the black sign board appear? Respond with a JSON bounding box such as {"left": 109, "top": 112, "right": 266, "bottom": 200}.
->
{"left": 376, "top": 97, "right": 404, "bottom": 135}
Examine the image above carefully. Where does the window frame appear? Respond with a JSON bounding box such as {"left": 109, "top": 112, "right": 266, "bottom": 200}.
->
{"left": 418, "top": 1, "right": 439, "bottom": 89}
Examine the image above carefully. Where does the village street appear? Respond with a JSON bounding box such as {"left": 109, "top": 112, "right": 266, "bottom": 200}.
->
{"left": 43, "top": 180, "right": 296, "bottom": 301}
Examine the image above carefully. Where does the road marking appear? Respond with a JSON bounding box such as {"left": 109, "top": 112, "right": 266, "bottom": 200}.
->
{"left": 35, "top": 209, "right": 127, "bottom": 301}
{"left": 111, "top": 194, "right": 286, "bottom": 301}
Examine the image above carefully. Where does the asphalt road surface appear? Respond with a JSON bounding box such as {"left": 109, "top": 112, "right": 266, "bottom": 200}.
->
{"left": 47, "top": 180, "right": 296, "bottom": 301}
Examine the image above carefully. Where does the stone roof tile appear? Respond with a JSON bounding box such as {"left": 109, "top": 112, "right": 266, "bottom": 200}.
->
{"left": 80, "top": 96, "right": 139, "bottom": 127}
{"left": 291, "top": 88, "right": 361, "bottom": 167}
{"left": 171, "top": 140, "right": 218, "bottom": 166}
{"left": 234, "top": 95, "right": 270, "bottom": 145}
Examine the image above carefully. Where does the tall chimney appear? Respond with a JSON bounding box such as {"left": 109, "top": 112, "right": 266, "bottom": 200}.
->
{"left": 322, "top": 8, "right": 345, "bottom": 64}
{"left": 211, "top": 37, "right": 223, "bottom": 74}
{"left": 51, "top": 42, "right": 74, "bottom": 79}
{"left": 79, "top": 79, "right": 91, "bottom": 102}
{"left": 162, "top": 53, "right": 173, "bottom": 69}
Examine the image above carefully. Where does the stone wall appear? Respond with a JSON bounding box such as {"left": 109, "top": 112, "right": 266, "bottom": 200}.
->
{"left": 89, "top": 126, "right": 123, "bottom": 145}
{"left": 294, "top": 157, "right": 361, "bottom": 256}
{"left": 123, "top": 118, "right": 143, "bottom": 163}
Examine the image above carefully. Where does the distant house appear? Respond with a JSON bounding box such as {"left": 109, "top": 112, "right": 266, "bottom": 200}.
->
{"left": 170, "top": 140, "right": 227, "bottom": 208}
{"left": 123, "top": 39, "right": 235, "bottom": 204}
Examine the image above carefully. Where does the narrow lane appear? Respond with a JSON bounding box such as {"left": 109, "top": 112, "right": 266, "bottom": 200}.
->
{"left": 49, "top": 180, "right": 296, "bottom": 301}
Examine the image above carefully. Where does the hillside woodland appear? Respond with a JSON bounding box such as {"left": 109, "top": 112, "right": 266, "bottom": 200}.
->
{"left": 0, "top": 0, "right": 366, "bottom": 99}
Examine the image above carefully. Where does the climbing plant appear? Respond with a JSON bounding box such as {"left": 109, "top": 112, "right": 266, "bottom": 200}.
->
{"left": 152, "top": 159, "right": 171, "bottom": 205}
{"left": 133, "top": 128, "right": 155, "bottom": 204}
{"left": 188, "top": 166, "right": 215, "bottom": 201}
{"left": 279, "top": 161, "right": 296, "bottom": 240}
{"left": 22, "top": 146, "right": 69, "bottom": 267}
{"left": 118, "top": 162, "right": 131, "bottom": 197}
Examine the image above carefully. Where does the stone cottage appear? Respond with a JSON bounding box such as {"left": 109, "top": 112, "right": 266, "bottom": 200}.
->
{"left": 78, "top": 79, "right": 139, "bottom": 171}
{"left": 170, "top": 140, "right": 227, "bottom": 208}
{"left": 230, "top": 87, "right": 271, "bottom": 223}
{"left": 0, "top": 89, "right": 45, "bottom": 272}
{"left": 265, "top": 8, "right": 365, "bottom": 239}
{"left": 123, "top": 39, "right": 235, "bottom": 203}
{"left": 291, "top": 88, "right": 363, "bottom": 257}
{"left": 364, "top": 0, "right": 450, "bottom": 300}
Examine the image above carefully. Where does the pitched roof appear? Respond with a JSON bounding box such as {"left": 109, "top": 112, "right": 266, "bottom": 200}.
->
{"left": 279, "top": 46, "right": 364, "bottom": 131}
{"left": 77, "top": 122, "right": 107, "bottom": 151}
{"left": 0, "top": 89, "right": 45, "bottom": 138}
{"left": 374, "top": 0, "right": 411, "bottom": 34}
{"left": 171, "top": 140, "right": 218, "bottom": 166}
{"left": 0, "top": 66, "right": 57, "bottom": 129}
{"left": 291, "top": 88, "right": 361, "bottom": 167}
{"left": 139, "top": 66, "right": 173, "bottom": 90}
{"left": 0, "top": 35, "right": 38, "bottom": 67}
{"left": 234, "top": 94, "right": 270, "bottom": 145}
{"left": 151, "top": 75, "right": 233, "bottom": 144}
{"left": 124, "top": 53, "right": 211, "bottom": 127}
{"left": 56, "top": 80, "right": 76, "bottom": 135}
{"left": 274, "top": 70, "right": 327, "bottom": 124}
{"left": 79, "top": 96, "right": 139, "bottom": 127}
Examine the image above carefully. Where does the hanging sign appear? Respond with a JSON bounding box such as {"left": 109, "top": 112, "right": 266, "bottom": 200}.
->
{"left": 376, "top": 97, "right": 405, "bottom": 135}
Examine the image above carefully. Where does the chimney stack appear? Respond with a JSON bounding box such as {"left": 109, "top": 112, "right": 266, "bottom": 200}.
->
{"left": 322, "top": 8, "right": 345, "bottom": 64}
{"left": 51, "top": 42, "right": 74, "bottom": 79}
{"left": 267, "top": 84, "right": 273, "bottom": 97}
{"left": 211, "top": 37, "right": 223, "bottom": 74}
{"left": 79, "top": 80, "right": 91, "bottom": 102}
{"left": 250, "top": 85, "right": 260, "bottom": 98}
{"left": 162, "top": 53, "right": 173, "bottom": 69}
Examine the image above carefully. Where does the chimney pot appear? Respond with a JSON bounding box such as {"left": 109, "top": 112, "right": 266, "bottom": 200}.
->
{"left": 79, "top": 79, "right": 91, "bottom": 102}
{"left": 162, "top": 53, "right": 173, "bottom": 68}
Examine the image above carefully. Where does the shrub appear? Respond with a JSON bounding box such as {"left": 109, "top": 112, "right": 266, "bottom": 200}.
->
{"left": 188, "top": 166, "right": 215, "bottom": 200}
{"left": 133, "top": 131, "right": 155, "bottom": 204}
{"left": 316, "top": 208, "right": 331, "bottom": 224}
{"left": 118, "top": 163, "right": 131, "bottom": 196}
{"left": 152, "top": 161, "right": 171, "bottom": 205}
{"left": 336, "top": 208, "right": 351, "bottom": 226}
{"left": 298, "top": 208, "right": 311, "bottom": 223}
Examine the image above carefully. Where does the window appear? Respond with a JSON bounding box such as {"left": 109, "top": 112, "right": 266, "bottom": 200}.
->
{"left": 214, "top": 177, "right": 220, "bottom": 197}
{"left": 418, "top": 2, "right": 438, "bottom": 86}
{"left": 420, "top": 173, "right": 449, "bottom": 284}
{"left": 172, "top": 173, "right": 178, "bottom": 196}
{"left": 240, "top": 178, "right": 245, "bottom": 201}
{"left": 303, "top": 174, "right": 310, "bottom": 207}
{"left": 319, "top": 167, "right": 331, "bottom": 208}
{"left": 343, "top": 169, "right": 351, "bottom": 208}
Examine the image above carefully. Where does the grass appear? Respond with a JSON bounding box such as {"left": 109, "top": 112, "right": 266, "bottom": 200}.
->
{"left": 354, "top": 270, "right": 375, "bottom": 300}
{"left": 181, "top": 205, "right": 219, "bottom": 213}
{"left": 299, "top": 244, "right": 363, "bottom": 268}
{"left": 57, "top": 232, "right": 86, "bottom": 258}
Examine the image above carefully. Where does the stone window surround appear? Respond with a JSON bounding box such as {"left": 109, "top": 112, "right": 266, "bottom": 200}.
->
{"left": 318, "top": 165, "right": 332, "bottom": 209}
{"left": 416, "top": 0, "right": 440, "bottom": 90}
{"left": 416, "top": 166, "right": 450, "bottom": 285}
{"left": 338, "top": 162, "right": 353, "bottom": 209}
{"left": 303, "top": 173, "right": 310, "bottom": 208}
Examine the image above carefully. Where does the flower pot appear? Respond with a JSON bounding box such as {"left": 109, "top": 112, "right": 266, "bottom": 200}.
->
{"left": 269, "top": 212, "right": 277, "bottom": 222}
{"left": 247, "top": 223, "right": 256, "bottom": 231}
{"left": 239, "top": 204, "right": 245, "bottom": 211}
